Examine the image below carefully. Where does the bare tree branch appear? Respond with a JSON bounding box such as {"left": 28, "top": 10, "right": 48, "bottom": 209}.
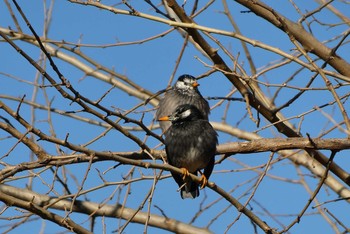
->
{"left": 1, "top": 0, "right": 349, "bottom": 233}
{"left": 0, "top": 184, "right": 212, "bottom": 234}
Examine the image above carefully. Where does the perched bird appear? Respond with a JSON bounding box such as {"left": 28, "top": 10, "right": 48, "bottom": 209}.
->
{"left": 158, "top": 104, "right": 218, "bottom": 199}
{"left": 156, "top": 74, "right": 210, "bottom": 133}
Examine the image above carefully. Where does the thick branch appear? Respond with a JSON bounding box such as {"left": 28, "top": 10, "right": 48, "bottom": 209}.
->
{"left": 0, "top": 184, "right": 211, "bottom": 234}
{"left": 0, "top": 187, "right": 92, "bottom": 234}
{"left": 234, "top": 0, "right": 350, "bottom": 77}
{"left": 217, "top": 137, "right": 350, "bottom": 154}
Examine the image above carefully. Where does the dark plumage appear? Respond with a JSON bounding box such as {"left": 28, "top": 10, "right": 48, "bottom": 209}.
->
{"left": 156, "top": 74, "right": 210, "bottom": 133}
{"left": 158, "top": 104, "right": 218, "bottom": 199}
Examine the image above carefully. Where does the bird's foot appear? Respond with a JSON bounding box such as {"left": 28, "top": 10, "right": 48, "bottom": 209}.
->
{"left": 180, "top": 168, "right": 190, "bottom": 180}
{"left": 199, "top": 174, "right": 208, "bottom": 189}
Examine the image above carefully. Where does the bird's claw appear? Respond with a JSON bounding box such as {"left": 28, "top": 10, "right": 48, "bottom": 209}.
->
{"left": 180, "top": 168, "right": 208, "bottom": 189}
{"left": 180, "top": 168, "right": 190, "bottom": 180}
{"left": 199, "top": 174, "right": 208, "bottom": 189}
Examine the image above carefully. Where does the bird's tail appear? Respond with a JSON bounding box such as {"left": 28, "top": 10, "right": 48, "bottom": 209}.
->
{"left": 180, "top": 177, "right": 199, "bottom": 199}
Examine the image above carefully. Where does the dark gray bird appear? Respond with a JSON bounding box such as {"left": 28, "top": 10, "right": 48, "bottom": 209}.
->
{"left": 156, "top": 74, "right": 210, "bottom": 133}
{"left": 158, "top": 104, "right": 218, "bottom": 199}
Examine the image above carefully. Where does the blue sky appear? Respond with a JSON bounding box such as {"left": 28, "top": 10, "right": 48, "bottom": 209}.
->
{"left": 1, "top": 0, "right": 350, "bottom": 233}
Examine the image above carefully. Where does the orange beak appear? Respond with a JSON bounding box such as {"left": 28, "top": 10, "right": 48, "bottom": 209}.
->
{"left": 192, "top": 81, "right": 200, "bottom": 88}
{"left": 158, "top": 116, "right": 170, "bottom": 121}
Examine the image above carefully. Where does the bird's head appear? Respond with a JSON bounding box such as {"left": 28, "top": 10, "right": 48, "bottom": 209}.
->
{"left": 174, "top": 74, "right": 200, "bottom": 95}
{"left": 158, "top": 104, "right": 203, "bottom": 123}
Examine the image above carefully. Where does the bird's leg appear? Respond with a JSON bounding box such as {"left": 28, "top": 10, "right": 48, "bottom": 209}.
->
{"left": 180, "top": 168, "right": 190, "bottom": 180}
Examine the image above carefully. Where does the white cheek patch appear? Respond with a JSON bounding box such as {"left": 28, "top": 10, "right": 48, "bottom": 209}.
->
{"left": 176, "top": 80, "right": 193, "bottom": 90}
{"left": 181, "top": 109, "right": 192, "bottom": 118}
{"left": 176, "top": 81, "right": 187, "bottom": 89}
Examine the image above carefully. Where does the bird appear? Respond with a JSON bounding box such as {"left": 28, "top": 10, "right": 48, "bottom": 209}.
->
{"left": 156, "top": 74, "right": 210, "bottom": 133}
{"left": 158, "top": 104, "right": 218, "bottom": 199}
